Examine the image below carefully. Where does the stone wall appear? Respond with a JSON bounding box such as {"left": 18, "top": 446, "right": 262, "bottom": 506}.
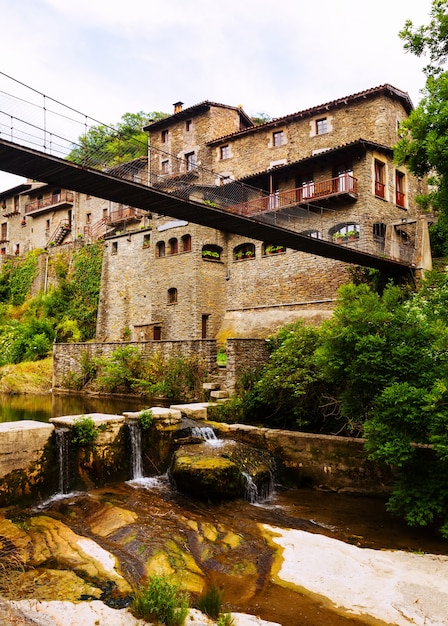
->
{"left": 0, "top": 420, "right": 56, "bottom": 506}
{"left": 225, "top": 338, "right": 271, "bottom": 390}
{"left": 213, "top": 423, "right": 396, "bottom": 495}
{"left": 52, "top": 339, "right": 218, "bottom": 390}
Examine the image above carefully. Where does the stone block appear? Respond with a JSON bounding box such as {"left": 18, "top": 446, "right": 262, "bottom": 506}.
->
{"left": 0, "top": 420, "right": 54, "bottom": 478}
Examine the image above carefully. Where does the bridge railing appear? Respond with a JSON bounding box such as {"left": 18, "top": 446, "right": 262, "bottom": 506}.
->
{"left": 0, "top": 72, "right": 417, "bottom": 266}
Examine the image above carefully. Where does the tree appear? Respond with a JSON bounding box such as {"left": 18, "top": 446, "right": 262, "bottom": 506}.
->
{"left": 400, "top": 0, "right": 448, "bottom": 77}
{"left": 395, "top": 1, "right": 448, "bottom": 252}
{"left": 68, "top": 110, "right": 168, "bottom": 168}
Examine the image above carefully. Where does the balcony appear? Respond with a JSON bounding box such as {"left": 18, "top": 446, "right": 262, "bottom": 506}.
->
{"left": 24, "top": 191, "right": 74, "bottom": 215}
{"left": 107, "top": 206, "right": 146, "bottom": 225}
{"left": 230, "top": 174, "right": 358, "bottom": 216}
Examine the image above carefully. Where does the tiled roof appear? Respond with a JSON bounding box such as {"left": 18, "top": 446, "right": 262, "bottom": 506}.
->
{"left": 144, "top": 100, "right": 254, "bottom": 131}
{"left": 206, "top": 84, "right": 413, "bottom": 146}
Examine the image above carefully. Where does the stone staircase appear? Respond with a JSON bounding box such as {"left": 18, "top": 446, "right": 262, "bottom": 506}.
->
{"left": 202, "top": 368, "right": 229, "bottom": 401}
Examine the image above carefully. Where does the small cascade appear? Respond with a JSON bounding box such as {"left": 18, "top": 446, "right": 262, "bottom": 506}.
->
{"left": 242, "top": 469, "right": 275, "bottom": 504}
{"left": 242, "top": 472, "right": 259, "bottom": 504}
{"left": 128, "top": 420, "right": 143, "bottom": 480}
{"left": 55, "top": 428, "right": 71, "bottom": 495}
{"left": 191, "top": 426, "right": 221, "bottom": 446}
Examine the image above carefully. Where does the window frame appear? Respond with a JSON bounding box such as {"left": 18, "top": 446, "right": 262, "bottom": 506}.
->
{"left": 374, "top": 159, "right": 386, "bottom": 199}
{"left": 316, "top": 118, "right": 328, "bottom": 135}
{"left": 161, "top": 129, "right": 169, "bottom": 144}
{"left": 168, "top": 287, "right": 178, "bottom": 304}
{"left": 185, "top": 151, "right": 196, "bottom": 171}
{"left": 272, "top": 130, "right": 285, "bottom": 147}
{"left": 220, "top": 145, "right": 230, "bottom": 160}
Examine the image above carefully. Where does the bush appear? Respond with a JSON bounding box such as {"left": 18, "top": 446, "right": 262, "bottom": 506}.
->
{"left": 196, "top": 585, "right": 223, "bottom": 619}
{"left": 71, "top": 415, "right": 100, "bottom": 446}
{"left": 130, "top": 574, "right": 190, "bottom": 626}
{"left": 139, "top": 408, "right": 153, "bottom": 430}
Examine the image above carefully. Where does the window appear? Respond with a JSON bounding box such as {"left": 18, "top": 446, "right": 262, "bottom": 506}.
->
{"left": 52, "top": 189, "right": 61, "bottom": 203}
{"left": 1, "top": 223, "right": 7, "bottom": 241}
{"left": 331, "top": 223, "right": 360, "bottom": 242}
{"left": 300, "top": 230, "right": 322, "bottom": 239}
{"left": 168, "top": 288, "right": 178, "bottom": 304}
{"left": 373, "top": 222, "right": 387, "bottom": 241}
{"left": 234, "top": 243, "right": 255, "bottom": 260}
{"left": 185, "top": 152, "right": 196, "bottom": 171}
{"left": 186, "top": 120, "right": 192, "bottom": 131}
{"left": 86, "top": 212, "right": 92, "bottom": 224}
{"left": 153, "top": 326, "right": 162, "bottom": 340}
{"left": 168, "top": 238, "right": 178, "bottom": 254}
{"left": 316, "top": 118, "right": 328, "bottom": 135}
{"left": 0, "top": 248, "right": 5, "bottom": 255}
{"left": 143, "top": 234, "right": 151, "bottom": 249}
{"left": 156, "top": 241, "right": 165, "bottom": 257}
{"left": 273, "top": 130, "right": 284, "bottom": 147}
{"left": 181, "top": 234, "right": 192, "bottom": 252}
{"left": 220, "top": 145, "right": 230, "bottom": 160}
{"left": 161, "top": 129, "right": 169, "bottom": 143}
{"left": 202, "top": 244, "right": 222, "bottom": 261}
{"left": 46, "top": 219, "right": 50, "bottom": 231}
{"left": 374, "top": 160, "right": 386, "bottom": 198}
{"left": 161, "top": 160, "right": 169, "bottom": 174}
{"left": 396, "top": 171, "right": 406, "bottom": 207}
{"left": 111, "top": 241, "right": 118, "bottom": 255}
{"left": 263, "top": 243, "right": 286, "bottom": 255}
{"left": 15, "top": 244, "right": 19, "bottom": 256}
{"left": 202, "top": 314, "right": 209, "bottom": 339}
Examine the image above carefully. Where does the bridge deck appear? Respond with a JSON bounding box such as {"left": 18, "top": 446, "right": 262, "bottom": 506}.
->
{"left": 0, "top": 139, "right": 410, "bottom": 274}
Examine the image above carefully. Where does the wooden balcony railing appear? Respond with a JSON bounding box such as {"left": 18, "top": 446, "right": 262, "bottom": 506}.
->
{"left": 107, "top": 206, "right": 146, "bottom": 224}
{"left": 24, "top": 191, "right": 74, "bottom": 215}
{"left": 229, "top": 174, "right": 358, "bottom": 216}
{"left": 396, "top": 191, "right": 405, "bottom": 208}
{"left": 375, "top": 181, "right": 385, "bottom": 199}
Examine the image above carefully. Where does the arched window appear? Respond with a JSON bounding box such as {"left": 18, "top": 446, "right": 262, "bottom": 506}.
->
{"left": 181, "top": 234, "right": 192, "bottom": 252}
{"left": 168, "top": 288, "right": 178, "bottom": 304}
{"left": 263, "top": 243, "right": 287, "bottom": 255}
{"left": 156, "top": 241, "right": 165, "bottom": 257}
{"left": 202, "top": 244, "right": 222, "bottom": 261}
{"left": 234, "top": 243, "right": 255, "bottom": 261}
{"left": 300, "top": 230, "right": 322, "bottom": 239}
{"left": 331, "top": 223, "right": 360, "bottom": 243}
{"left": 168, "top": 238, "right": 178, "bottom": 254}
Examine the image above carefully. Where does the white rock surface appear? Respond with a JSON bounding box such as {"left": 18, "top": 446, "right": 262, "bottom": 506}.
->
{"left": 264, "top": 524, "right": 448, "bottom": 626}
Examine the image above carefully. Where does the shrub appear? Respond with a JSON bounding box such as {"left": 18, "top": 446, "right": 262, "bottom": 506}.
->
{"left": 71, "top": 415, "right": 100, "bottom": 446}
{"left": 139, "top": 408, "right": 153, "bottom": 430}
{"left": 196, "top": 585, "right": 223, "bottom": 619}
{"left": 130, "top": 574, "right": 190, "bottom": 626}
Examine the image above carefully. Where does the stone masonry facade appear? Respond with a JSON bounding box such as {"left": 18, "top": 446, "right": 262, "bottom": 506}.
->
{"left": 0, "top": 84, "right": 431, "bottom": 343}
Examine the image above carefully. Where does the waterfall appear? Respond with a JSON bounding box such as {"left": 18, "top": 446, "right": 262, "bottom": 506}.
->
{"left": 55, "top": 428, "right": 71, "bottom": 495}
{"left": 191, "top": 426, "right": 221, "bottom": 446}
{"left": 242, "top": 470, "right": 275, "bottom": 504}
{"left": 242, "top": 472, "right": 259, "bottom": 504}
{"left": 128, "top": 420, "right": 143, "bottom": 480}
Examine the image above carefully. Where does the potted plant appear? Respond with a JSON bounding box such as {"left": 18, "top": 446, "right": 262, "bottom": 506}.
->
{"left": 245, "top": 249, "right": 254, "bottom": 258}
{"left": 347, "top": 230, "right": 358, "bottom": 240}
{"left": 333, "top": 232, "right": 344, "bottom": 243}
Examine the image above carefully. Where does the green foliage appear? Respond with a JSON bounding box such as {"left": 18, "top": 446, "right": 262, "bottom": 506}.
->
{"left": 196, "top": 585, "right": 223, "bottom": 619}
{"left": 68, "top": 111, "right": 168, "bottom": 167}
{"left": 399, "top": 0, "right": 448, "bottom": 77}
{"left": 0, "top": 251, "right": 39, "bottom": 306}
{"left": 93, "top": 347, "right": 207, "bottom": 400}
{"left": 217, "top": 614, "right": 235, "bottom": 626}
{"left": 71, "top": 415, "right": 100, "bottom": 446}
{"left": 139, "top": 409, "right": 153, "bottom": 430}
{"left": 96, "top": 346, "right": 143, "bottom": 393}
{"left": 130, "top": 574, "right": 190, "bottom": 626}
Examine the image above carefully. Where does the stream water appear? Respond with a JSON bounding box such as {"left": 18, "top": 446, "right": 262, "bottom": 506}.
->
{"left": 2, "top": 394, "right": 448, "bottom": 625}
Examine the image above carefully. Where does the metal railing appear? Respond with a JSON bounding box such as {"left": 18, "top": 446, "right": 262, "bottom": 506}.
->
{"left": 0, "top": 71, "right": 417, "bottom": 266}
{"left": 24, "top": 190, "right": 74, "bottom": 214}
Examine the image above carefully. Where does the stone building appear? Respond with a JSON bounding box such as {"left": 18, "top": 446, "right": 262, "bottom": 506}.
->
{"left": 0, "top": 85, "right": 431, "bottom": 342}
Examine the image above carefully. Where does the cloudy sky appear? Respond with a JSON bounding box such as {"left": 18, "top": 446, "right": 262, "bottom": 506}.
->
{"left": 0, "top": 0, "right": 433, "bottom": 190}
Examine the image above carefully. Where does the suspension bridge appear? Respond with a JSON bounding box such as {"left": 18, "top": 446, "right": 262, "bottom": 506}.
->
{"left": 0, "top": 72, "right": 418, "bottom": 274}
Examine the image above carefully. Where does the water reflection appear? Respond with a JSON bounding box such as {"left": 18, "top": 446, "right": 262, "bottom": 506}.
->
{"left": 0, "top": 393, "right": 155, "bottom": 423}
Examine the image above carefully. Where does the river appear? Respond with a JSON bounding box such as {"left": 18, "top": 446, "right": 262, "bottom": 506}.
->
{"left": 1, "top": 393, "right": 448, "bottom": 625}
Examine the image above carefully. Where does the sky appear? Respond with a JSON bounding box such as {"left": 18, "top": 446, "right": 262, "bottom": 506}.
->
{"left": 0, "top": 0, "right": 434, "bottom": 191}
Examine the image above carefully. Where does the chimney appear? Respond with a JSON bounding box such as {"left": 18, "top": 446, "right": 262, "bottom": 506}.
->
{"left": 173, "top": 101, "right": 184, "bottom": 114}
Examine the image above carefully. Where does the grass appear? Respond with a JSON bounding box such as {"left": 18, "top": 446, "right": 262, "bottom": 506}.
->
{"left": 0, "top": 357, "right": 53, "bottom": 394}
{"left": 130, "top": 574, "right": 190, "bottom": 626}
{"left": 196, "top": 585, "right": 223, "bottom": 619}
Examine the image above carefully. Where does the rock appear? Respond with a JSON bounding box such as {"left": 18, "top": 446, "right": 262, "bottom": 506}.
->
{"left": 169, "top": 440, "right": 274, "bottom": 501}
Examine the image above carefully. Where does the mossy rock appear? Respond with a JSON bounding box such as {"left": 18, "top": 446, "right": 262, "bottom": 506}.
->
{"left": 170, "top": 449, "right": 245, "bottom": 500}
